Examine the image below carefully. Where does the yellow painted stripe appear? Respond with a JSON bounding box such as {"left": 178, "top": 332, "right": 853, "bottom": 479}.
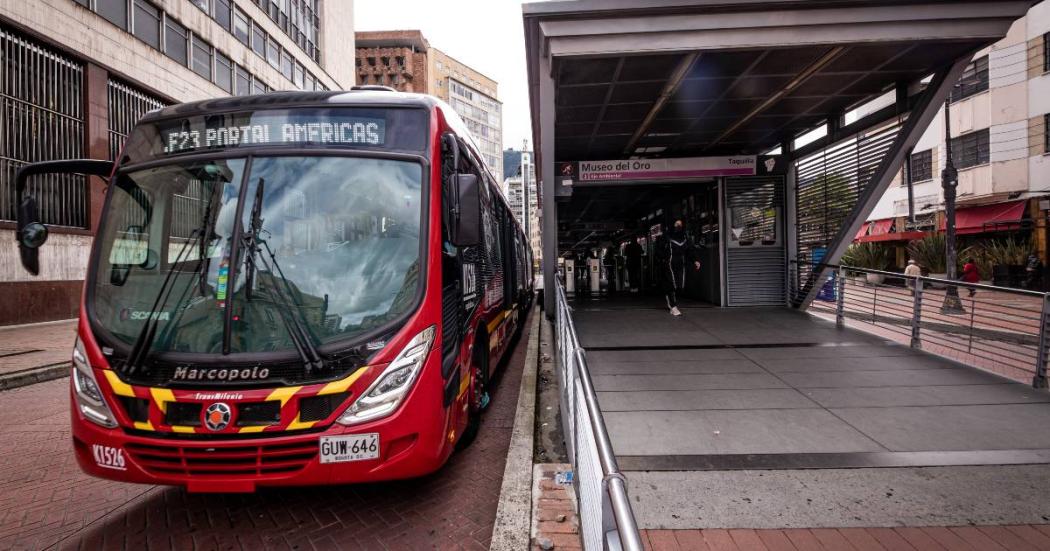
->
{"left": 486, "top": 310, "right": 508, "bottom": 334}
{"left": 266, "top": 386, "right": 302, "bottom": 407}
{"left": 171, "top": 425, "right": 195, "bottom": 434}
{"left": 317, "top": 368, "right": 368, "bottom": 396}
{"left": 286, "top": 413, "right": 316, "bottom": 431}
{"left": 150, "top": 388, "right": 176, "bottom": 413}
{"left": 133, "top": 420, "right": 154, "bottom": 431}
{"left": 103, "top": 370, "right": 134, "bottom": 397}
{"left": 239, "top": 426, "right": 267, "bottom": 434}
{"left": 457, "top": 369, "right": 470, "bottom": 399}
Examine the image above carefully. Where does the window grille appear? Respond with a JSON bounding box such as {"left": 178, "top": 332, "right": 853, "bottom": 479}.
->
{"left": 0, "top": 27, "right": 86, "bottom": 228}
{"left": 108, "top": 78, "right": 168, "bottom": 161}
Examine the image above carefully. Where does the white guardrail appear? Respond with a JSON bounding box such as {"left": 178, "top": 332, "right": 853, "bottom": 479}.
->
{"left": 554, "top": 280, "right": 644, "bottom": 551}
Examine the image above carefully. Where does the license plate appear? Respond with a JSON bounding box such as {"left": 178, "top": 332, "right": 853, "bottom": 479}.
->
{"left": 319, "top": 434, "right": 380, "bottom": 463}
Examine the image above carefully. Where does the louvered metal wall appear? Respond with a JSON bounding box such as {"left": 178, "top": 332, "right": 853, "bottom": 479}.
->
{"left": 725, "top": 177, "right": 786, "bottom": 306}
{"left": 791, "top": 120, "right": 903, "bottom": 305}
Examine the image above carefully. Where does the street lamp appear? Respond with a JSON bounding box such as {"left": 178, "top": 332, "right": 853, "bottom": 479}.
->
{"left": 940, "top": 72, "right": 980, "bottom": 315}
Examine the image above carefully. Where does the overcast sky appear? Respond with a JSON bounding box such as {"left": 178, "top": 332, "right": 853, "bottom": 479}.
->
{"left": 354, "top": 0, "right": 534, "bottom": 152}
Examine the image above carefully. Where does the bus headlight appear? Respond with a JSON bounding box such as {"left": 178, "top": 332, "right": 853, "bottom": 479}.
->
{"left": 338, "top": 325, "right": 436, "bottom": 426}
{"left": 72, "top": 338, "right": 117, "bottom": 428}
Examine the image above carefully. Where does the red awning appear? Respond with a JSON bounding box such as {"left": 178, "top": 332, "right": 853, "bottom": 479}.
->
{"left": 854, "top": 219, "right": 893, "bottom": 241}
{"left": 939, "top": 200, "right": 1027, "bottom": 235}
{"left": 858, "top": 230, "right": 928, "bottom": 243}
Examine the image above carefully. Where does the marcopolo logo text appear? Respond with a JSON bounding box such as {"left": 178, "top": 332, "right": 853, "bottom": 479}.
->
{"left": 172, "top": 366, "right": 271, "bottom": 382}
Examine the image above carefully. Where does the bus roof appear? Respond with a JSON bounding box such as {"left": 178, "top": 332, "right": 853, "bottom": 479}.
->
{"left": 141, "top": 90, "right": 442, "bottom": 123}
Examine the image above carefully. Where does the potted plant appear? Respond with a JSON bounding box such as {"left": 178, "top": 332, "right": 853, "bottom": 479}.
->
{"left": 975, "top": 238, "right": 1032, "bottom": 288}
{"left": 907, "top": 234, "right": 948, "bottom": 283}
{"left": 841, "top": 242, "right": 890, "bottom": 284}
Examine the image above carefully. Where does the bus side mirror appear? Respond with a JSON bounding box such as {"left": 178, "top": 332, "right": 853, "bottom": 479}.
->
{"left": 17, "top": 197, "right": 48, "bottom": 275}
{"left": 452, "top": 173, "right": 481, "bottom": 247}
{"left": 15, "top": 159, "right": 115, "bottom": 276}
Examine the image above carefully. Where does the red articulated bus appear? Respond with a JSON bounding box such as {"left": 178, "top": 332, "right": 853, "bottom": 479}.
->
{"left": 13, "top": 88, "right": 533, "bottom": 492}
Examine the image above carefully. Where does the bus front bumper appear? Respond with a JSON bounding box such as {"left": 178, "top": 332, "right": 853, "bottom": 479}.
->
{"left": 71, "top": 392, "right": 453, "bottom": 493}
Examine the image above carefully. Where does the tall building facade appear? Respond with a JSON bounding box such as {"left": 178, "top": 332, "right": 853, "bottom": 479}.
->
{"left": 355, "top": 30, "right": 503, "bottom": 178}
{"left": 861, "top": 2, "right": 1050, "bottom": 266}
{"left": 0, "top": 0, "right": 355, "bottom": 326}
{"left": 502, "top": 147, "right": 540, "bottom": 267}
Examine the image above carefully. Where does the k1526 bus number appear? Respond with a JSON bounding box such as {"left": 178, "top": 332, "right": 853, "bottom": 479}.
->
{"left": 319, "top": 434, "right": 380, "bottom": 463}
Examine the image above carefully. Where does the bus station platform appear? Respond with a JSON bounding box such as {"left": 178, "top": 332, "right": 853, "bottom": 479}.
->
{"left": 570, "top": 296, "right": 1050, "bottom": 529}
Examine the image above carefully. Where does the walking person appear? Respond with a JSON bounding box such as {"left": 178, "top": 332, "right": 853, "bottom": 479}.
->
{"left": 961, "top": 257, "right": 980, "bottom": 297}
{"left": 1026, "top": 253, "right": 1043, "bottom": 291}
{"left": 624, "top": 238, "right": 643, "bottom": 293}
{"left": 904, "top": 259, "right": 922, "bottom": 296}
{"left": 655, "top": 219, "right": 701, "bottom": 316}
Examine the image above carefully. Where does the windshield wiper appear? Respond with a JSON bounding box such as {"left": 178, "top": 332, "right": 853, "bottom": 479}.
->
{"left": 240, "top": 179, "right": 324, "bottom": 373}
{"left": 123, "top": 227, "right": 203, "bottom": 375}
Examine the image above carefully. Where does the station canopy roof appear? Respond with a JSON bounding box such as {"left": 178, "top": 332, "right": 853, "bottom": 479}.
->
{"left": 525, "top": 0, "right": 1037, "bottom": 162}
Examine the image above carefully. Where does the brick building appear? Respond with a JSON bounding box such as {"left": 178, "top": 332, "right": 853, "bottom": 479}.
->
{"left": 0, "top": 0, "right": 356, "bottom": 326}
{"left": 356, "top": 30, "right": 503, "bottom": 177}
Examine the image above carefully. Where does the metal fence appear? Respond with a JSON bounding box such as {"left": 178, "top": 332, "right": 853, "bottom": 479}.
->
{"left": 0, "top": 26, "right": 86, "bottom": 228}
{"left": 553, "top": 280, "right": 643, "bottom": 551}
{"left": 798, "top": 262, "right": 1049, "bottom": 387}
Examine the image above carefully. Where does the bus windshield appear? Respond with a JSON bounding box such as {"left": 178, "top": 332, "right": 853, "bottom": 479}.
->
{"left": 91, "top": 155, "right": 424, "bottom": 356}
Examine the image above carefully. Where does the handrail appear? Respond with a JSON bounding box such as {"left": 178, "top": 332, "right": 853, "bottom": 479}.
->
{"left": 790, "top": 260, "right": 1048, "bottom": 298}
{"left": 791, "top": 259, "right": 1050, "bottom": 389}
{"left": 554, "top": 280, "right": 644, "bottom": 551}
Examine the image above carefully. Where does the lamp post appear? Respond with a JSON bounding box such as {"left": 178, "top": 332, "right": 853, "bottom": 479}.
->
{"left": 941, "top": 94, "right": 965, "bottom": 314}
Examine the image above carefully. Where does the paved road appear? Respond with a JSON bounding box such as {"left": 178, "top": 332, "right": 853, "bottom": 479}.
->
{"left": 0, "top": 311, "right": 533, "bottom": 551}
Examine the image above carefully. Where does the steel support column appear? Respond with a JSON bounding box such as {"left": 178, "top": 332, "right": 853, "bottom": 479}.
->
{"left": 795, "top": 55, "right": 972, "bottom": 310}
{"left": 540, "top": 53, "right": 558, "bottom": 317}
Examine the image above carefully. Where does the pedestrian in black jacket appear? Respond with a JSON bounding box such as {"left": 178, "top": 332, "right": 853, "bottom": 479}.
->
{"left": 655, "top": 219, "right": 700, "bottom": 316}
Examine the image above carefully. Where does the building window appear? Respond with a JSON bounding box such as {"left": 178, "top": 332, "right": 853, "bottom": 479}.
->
{"left": 910, "top": 149, "right": 933, "bottom": 182}
{"left": 950, "top": 56, "right": 989, "bottom": 102}
{"left": 132, "top": 0, "right": 160, "bottom": 49}
{"left": 214, "top": 0, "right": 232, "bottom": 29}
{"left": 164, "top": 18, "right": 188, "bottom": 66}
{"left": 96, "top": 0, "right": 128, "bottom": 30}
{"left": 1045, "top": 113, "right": 1049, "bottom": 154}
{"left": 252, "top": 76, "right": 267, "bottom": 95}
{"left": 191, "top": 36, "right": 212, "bottom": 80}
{"left": 190, "top": 0, "right": 209, "bottom": 12}
{"left": 293, "top": 61, "right": 304, "bottom": 89}
{"left": 233, "top": 8, "right": 250, "bottom": 45}
{"left": 266, "top": 38, "right": 279, "bottom": 69}
{"left": 1045, "top": 33, "right": 1050, "bottom": 73}
{"left": 951, "top": 129, "right": 990, "bottom": 169}
{"left": 235, "top": 65, "right": 251, "bottom": 96}
{"left": 252, "top": 24, "right": 266, "bottom": 57}
{"left": 215, "top": 53, "right": 232, "bottom": 93}
{"left": 305, "top": 73, "right": 315, "bottom": 91}
{"left": 280, "top": 49, "right": 293, "bottom": 80}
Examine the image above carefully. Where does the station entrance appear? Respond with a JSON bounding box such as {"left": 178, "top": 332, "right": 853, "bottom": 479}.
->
{"left": 560, "top": 168, "right": 786, "bottom": 309}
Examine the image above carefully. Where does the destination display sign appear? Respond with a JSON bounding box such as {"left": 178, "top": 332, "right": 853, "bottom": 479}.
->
{"left": 121, "top": 107, "right": 428, "bottom": 163}
{"left": 158, "top": 115, "right": 386, "bottom": 155}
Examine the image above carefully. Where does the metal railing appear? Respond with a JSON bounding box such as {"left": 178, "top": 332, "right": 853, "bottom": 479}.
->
{"left": 795, "top": 261, "right": 1050, "bottom": 387}
{"left": 553, "top": 280, "right": 643, "bottom": 551}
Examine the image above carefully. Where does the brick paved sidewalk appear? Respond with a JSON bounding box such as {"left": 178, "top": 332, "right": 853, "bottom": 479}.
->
{"left": 0, "top": 310, "right": 534, "bottom": 551}
{"left": 0, "top": 319, "right": 76, "bottom": 376}
{"left": 642, "top": 526, "right": 1050, "bottom": 550}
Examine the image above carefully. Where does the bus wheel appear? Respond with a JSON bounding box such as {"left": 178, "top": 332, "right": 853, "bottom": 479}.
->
{"left": 457, "top": 331, "right": 488, "bottom": 451}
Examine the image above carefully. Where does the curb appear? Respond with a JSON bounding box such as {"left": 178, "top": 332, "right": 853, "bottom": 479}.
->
{"left": 0, "top": 362, "right": 70, "bottom": 391}
{"left": 491, "top": 308, "right": 541, "bottom": 551}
